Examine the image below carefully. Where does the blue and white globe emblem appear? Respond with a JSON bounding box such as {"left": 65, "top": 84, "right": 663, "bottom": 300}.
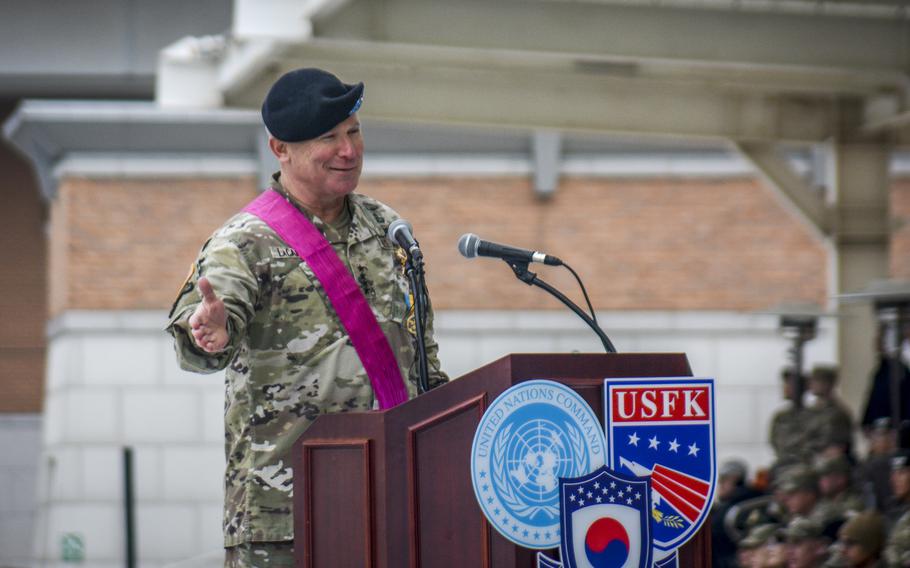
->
{"left": 471, "top": 380, "right": 607, "bottom": 549}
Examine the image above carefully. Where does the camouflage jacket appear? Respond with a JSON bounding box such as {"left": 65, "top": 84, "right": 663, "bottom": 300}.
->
{"left": 769, "top": 405, "right": 824, "bottom": 470}
{"left": 166, "top": 179, "right": 447, "bottom": 545}
{"left": 812, "top": 491, "right": 865, "bottom": 528}
{"left": 886, "top": 510, "right": 910, "bottom": 567}
{"left": 807, "top": 397, "right": 855, "bottom": 452}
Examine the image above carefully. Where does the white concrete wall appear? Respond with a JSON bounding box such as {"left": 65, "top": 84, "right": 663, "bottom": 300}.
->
{"left": 0, "top": 414, "right": 41, "bottom": 568}
{"left": 34, "top": 312, "right": 224, "bottom": 568}
{"left": 31, "top": 308, "right": 838, "bottom": 567}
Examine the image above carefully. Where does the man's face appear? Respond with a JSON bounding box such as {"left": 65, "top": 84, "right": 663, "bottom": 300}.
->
{"left": 867, "top": 430, "right": 895, "bottom": 456}
{"left": 783, "top": 489, "right": 816, "bottom": 516}
{"left": 819, "top": 473, "right": 848, "bottom": 497}
{"left": 807, "top": 378, "right": 830, "bottom": 397}
{"left": 892, "top": 467, "right": 910, "bottom": 501}
{"left": 781, "top": 375, "right": 798, "bottom": 401}
{"left": 763, "top": 541, "right": 787, "bottom": 568}
{"left": 278, "top": 114, "right": 363, "bottom": 202}
{"left": 718, "top": 475, "right": 738, "bottom": 500}
{"left": 840, "top": 538, "right": 872, "bottom": 567}
{"left": 737, "top": 548, "right": 758, "bottom": 568}
{"left": 787, "top": 540, "right": 825, "bottom": 568}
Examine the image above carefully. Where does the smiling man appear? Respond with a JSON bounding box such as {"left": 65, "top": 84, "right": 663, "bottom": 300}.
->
{"left": 166, "top": 68, "right": 447, "bottom": 567}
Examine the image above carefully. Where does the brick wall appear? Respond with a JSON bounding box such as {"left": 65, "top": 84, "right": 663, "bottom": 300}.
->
{"left": 0, "top": 103, "right": 46, "bottom": 412}
{"left": 50, "top": 173, "right": 910, "bottom": 314}
{"left": 49, "top": 177, "right": 259, "bottom": 315}
{"left": 361, "top": 176, "right": 829, "bottom": 311}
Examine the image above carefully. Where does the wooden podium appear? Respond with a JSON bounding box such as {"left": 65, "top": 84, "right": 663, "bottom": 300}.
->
{"left": 293, "top": 353, "right": 712, "bottom": 567}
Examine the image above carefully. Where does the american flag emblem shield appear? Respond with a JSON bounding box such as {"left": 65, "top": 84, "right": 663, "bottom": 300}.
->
{"left": 603, "top": 378, "right": 716, "bottom": 555}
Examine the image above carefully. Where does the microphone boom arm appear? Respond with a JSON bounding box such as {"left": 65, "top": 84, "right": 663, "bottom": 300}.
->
{"left": 507, "top": 261, "right": 617, "bottom": 354}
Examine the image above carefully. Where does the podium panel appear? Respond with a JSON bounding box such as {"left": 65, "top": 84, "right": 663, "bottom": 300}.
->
{"left": 293, "top": 353, "right": 710, "bottom": 568}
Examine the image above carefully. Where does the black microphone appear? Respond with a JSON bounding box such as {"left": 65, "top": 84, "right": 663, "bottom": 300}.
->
{"left": 388, "top": 219, "right": 422, "bottom": 260}
{"left": 457, "top": 233, "right": 562, "bottom": 266}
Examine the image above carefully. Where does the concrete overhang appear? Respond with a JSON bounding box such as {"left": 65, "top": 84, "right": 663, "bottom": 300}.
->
{"left": 157, "top": 0, "right": 910, "bottom": 145}
{"left": 2, "top": 101, "right": 262, "bottom": 200}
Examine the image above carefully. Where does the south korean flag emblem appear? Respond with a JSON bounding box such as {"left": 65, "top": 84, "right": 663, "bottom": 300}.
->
{"left": 538, "top": 466, "right": 652, "bottom": 568}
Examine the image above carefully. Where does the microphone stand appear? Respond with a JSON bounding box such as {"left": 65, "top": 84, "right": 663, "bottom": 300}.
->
{"left": 404, "top": 252, "right": 431, "bottom": 393}
{"left": 507, "top": 260, "right": 617, "bottom": 354}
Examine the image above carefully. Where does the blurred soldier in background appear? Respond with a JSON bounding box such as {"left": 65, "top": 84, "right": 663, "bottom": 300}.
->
{"left": 807, "top": 365, "right": 855, "bottom": 458}
{"left": 814, "top": 454, "right": 864, "bottom": 537}
{"left": 858, "top": 417, "right": 897, "bottom": 512}
{"left": 783, "top": 516, "right": 830, "bottom": 568}
{"left": 885, "top": 510, "right": 910, "bottom": 567}
{"left": 737, "top": 523, "right": 781, "bottom": 568}
{"left": 712, "top": 459, "right": 764, "bottom": 567}
{"left": 770, "top": 368, "right": 823, "bottom": 473}
{"left": 825, "top": 512, "right": 886, "bottom": 568}
{"left": 885, "top": 449, "right": 910, "bottom": 567}
{"left": 776, "top": 464, "right": 820, "bottom": 524}
{"left": 886, "top": 450, "right": 910, "bottom": 532}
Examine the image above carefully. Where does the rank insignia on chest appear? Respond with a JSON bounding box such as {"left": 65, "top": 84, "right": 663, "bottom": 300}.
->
{"left": 404, "top": 292, "right": 417, "bottom": 337}
{"left": 394, "top": 246, "right": 409, "bottom": 275}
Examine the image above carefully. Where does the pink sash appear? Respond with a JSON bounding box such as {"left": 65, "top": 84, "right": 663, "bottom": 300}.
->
{"left": 243, "top": 190, "right": 408, "bottom": 409}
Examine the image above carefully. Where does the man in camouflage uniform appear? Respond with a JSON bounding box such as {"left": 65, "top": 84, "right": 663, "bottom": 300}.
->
{"left": 859, "top": 417, "right": 897, "bottom": 512}
{"left": 776, "top": 464, "right": 821, "bottom": 523}
{"left": 807, "top": 365, "right": 856, "bottom": 457}
{"left": 784, "top": 516, "right": 830, "bottom": 568}
{"left": 885, "top": 450, "right": 910, "bottom": 566}
{"left": 770, "top": 368, "right": 823, "bottom": 473}
{"left": 814, "top": 454, "right": 865, "bottom": 535}
{"left": 886, "top": 511, "right": 910, "bottom": 567}
{"left": 166, "top": 68, "right": 447, "bottom": 566}
{"left": 736, "top": 523, "right": 781, "bottom": 568}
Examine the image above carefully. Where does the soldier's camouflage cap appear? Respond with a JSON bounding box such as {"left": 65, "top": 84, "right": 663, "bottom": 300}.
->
{"left": 783, "top": 516, "right": 824, "bottom": 543}
{"left": 739, "top": 523, "right": 780, "bottom": 549}
{"left": 815, "top": 454, "right": 852, "bottom": 477}
{"left": 775, "top": 464, "right": 819, "bottom": 493}
{"left": 810, "top": 365, "right": 839, "bottom": 383}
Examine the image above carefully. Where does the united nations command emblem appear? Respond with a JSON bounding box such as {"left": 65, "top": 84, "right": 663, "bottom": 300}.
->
{"left": 471, "top": 380, "right": 607, "bottom": 549}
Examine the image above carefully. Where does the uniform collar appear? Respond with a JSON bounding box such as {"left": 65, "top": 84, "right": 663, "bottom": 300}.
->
{"left": 268, "top": 173, "right": 383, "bottom": 243}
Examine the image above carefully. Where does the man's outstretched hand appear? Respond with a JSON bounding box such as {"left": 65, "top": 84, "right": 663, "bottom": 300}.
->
{"left": 189, "top": 277, "right": 230, "bottom": 353}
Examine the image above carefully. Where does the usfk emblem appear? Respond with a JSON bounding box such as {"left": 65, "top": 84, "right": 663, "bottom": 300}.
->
{"left": 471, "top": 380, "right": 607, "bottom": 549}
{"left": 603, "top": 378, "right": 717, "bottom": 563}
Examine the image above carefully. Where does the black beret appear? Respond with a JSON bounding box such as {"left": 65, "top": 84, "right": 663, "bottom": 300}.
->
{"left": 262, "top": 68, "right": 364, "bottom": 142}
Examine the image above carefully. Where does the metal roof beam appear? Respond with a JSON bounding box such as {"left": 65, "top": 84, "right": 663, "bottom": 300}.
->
{"left": 734, "top": 141, "right": 829, "bottom": 238}
{"left": 316, "top": 0, "right": 910, "bottom": 76}
{"left": 231, "top": 51, "right": 847, "bottom": 144}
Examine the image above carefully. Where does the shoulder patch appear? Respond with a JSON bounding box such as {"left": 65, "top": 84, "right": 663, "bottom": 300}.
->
{"left": 168, "top": 262, "right": 196, "bottom": 318}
